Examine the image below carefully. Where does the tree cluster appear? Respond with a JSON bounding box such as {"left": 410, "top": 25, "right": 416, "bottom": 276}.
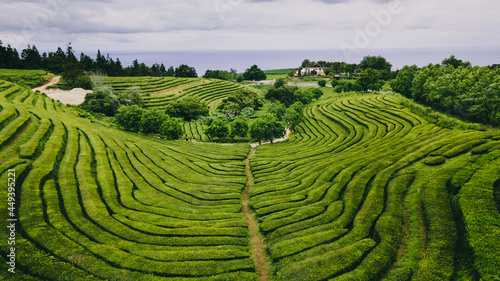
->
{"left": 300, "top": 59, "right": 358, "bottom": 74}
{"left": 217, "top": 88, "right": 263, "bottom": 117}
{"left": 114, "top": 105, "right": 184, "bottom": 139}
{"left": 391, "top": 56, "right": 500, "bottom": 126}
{"left": 0, "top": 42, "right": 197, "bottom": 78}
{"left": 243, "top": 65, "right": 267, "bottom": 81}
{"left": 333, "top": 68, "right": 383, "bottom": 93}
{"left": 79, "top": 87, "right": 144, "bottom": 117}
{"left": 164, "top": 97, "right": 209, "bottom": 121}
{"left": 203, "top": 69, "right": 238, "bottom": 81}
{"left": 265, "top": 86, "right": 323, "bottom": 107}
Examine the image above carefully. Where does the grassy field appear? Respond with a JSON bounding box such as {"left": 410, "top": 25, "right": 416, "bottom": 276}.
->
{"left": 0, "top": 77, "right": 499, "bottom": 280}
{"left": 0, "top": 69, "right": 52, "bottom": 88}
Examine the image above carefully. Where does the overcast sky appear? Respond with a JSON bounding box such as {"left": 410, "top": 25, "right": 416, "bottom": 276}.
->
{"left": 1, "top": 0, "right": 499, "bottom": 54}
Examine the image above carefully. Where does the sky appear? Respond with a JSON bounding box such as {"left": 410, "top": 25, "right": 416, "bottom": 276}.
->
{"left": 1, "top": 0, "right": 499, "bottom": 56}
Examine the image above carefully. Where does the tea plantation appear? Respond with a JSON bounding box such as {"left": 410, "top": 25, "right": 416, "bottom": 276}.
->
{"left": 0, "top": 79, "right": 499, "bottom": 280}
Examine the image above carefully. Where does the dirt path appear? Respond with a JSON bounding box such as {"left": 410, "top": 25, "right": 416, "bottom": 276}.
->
{"left": 33, "top": 75, "right": 61, "bottom": 91}
{"left": 243, "top": 147, "right": 270, "bottom": 281}
{"left": 33, "top": 76, "right": 91, "bottom": 105}
{"left": 250, "top": 128, "right": 291, "bottom": 148}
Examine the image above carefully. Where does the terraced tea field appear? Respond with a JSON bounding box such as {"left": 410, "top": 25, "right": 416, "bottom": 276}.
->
{"left": 0, "top": 79, "right": 499, "bottom": 280}
{"left": 104, "top": 77, "right": 249, "bottom": 110}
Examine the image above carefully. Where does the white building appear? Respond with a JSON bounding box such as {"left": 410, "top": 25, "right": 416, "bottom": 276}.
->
{"left": 297, "top": 67, "right": 326, "bottom": 76}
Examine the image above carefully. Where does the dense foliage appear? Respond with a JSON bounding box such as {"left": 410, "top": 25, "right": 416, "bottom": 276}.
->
{"left": 79, "top": 90, "right": 120, "bottom": 116}
{"left": 114, "top": 105, "right": 184, "bottom": 138}
{"left": 0, "top": 41, "right": 197, "bottom": 78}
{"left": 243, "top": 65, "right": 267, "bottom": 81}
{"left": 164, "top": 96, "right": 209, "bottom": 121}
{"left": 217, "top": 88, "right": 263, "bottom": 116}
{"left": 392, "top": 63, "right": 500, "bottom": 126}
{"left": 203, "top": 69, "right": 236, "bottom": 81}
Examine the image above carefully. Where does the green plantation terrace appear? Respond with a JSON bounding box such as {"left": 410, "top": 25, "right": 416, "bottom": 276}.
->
{"left": 0, "top": 76, "right": 499, "bottom": 280}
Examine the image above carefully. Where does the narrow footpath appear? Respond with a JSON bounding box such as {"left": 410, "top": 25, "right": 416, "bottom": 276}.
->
{"left": 242, "top": 147, "right": 270, "bottom": 281}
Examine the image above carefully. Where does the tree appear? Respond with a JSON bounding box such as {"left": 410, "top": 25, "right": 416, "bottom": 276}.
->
{"left": 442, "top": 55, "right": 471, "bottom": 68}
{"left": 229, "top": 117, "right": 249, "bottom": 142}
{"left": 80, "top": 90, "right": 120, "bottom": 116}
{"left": 268, "top": 102, "right": 286, "bottom": 120}
{"left": 139, "top": 109, "right": 165, "bottom": 135}
{"left": 356, "top": 68, "right": 383, "bottom": 92}
{"left": 159, "top": 116, "right": 184, "bottom": 139}
{"left": 391, "top": 65, "right": 419, "bottom": 97}
{"left": 249, "top": 117, "right": 268, "bottom": 145}
{"left": 331, "top": 79, "right": 339, "bottom": 87}
{"left": 310, "top": 88, "right": 323, "bottom": 99}
{"left": 165, "top": 97, "right": 209, "bottom": 121}
{"left": 265, "top": 86, "right": 297, "bottom": 107}
{"left": 175, "top": 64, "right": 197, "bottom": 77}
{"left": 285, "top": 102, "right": 304, "bottom": 130}
{"left": 318, "top": 80, "right": 327, "bottom": 87}
{"left": 241, "top": 107, "right": 255, "bottom": 117}
{"left": 114, "top": 105, "right": 145, "bottom": 132}
{"left": 262, "top": 114, "right": 286, "bottom": 143}
{"left": 166, "top": 66, "right": 175, "bottom": 77}
{"left": 62, "top": 44, "right": 82, "bottom": 88}
{"left": 21, "top": 45, "right": 42, "bottom": 69}
{"left": 301, "top": 59, "right": 311, "bottom": 68}
{"left": 243, "top": 65, "right": 267, "bottom": 81}
{"left": 203, "top": 70, "right": 233, "bottom": 81}
{"left": 217, "top": 88, "right": 263, "bottom": 113}
{"left": 118, "top": 87, "right": 144, "bottom": 107}
{"left": 222, "top": 101, "right": 240, "bottom": 118}
{"left": 204, "top": 118, "right": 229, "bottom": 143}
{"left": 359, "top": 55, "right": 392, "bottom": 71}
{"left": 274, "top": 78, "right": 285, "bottom": 88}
{"left": 293, "top": 89, "right": 314, "bottom": 105}
{"left": 250, "top": 114, "right": 286, "bottom": 144}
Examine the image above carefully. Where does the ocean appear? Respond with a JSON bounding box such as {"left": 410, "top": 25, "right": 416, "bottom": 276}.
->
{"left": 107, "top": 47, "right": 500, "bottom": 75}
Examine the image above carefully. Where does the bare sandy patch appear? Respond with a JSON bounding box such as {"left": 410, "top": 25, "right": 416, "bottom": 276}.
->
{"left": 33, "top": 76, "right": 92, "bottom": 105}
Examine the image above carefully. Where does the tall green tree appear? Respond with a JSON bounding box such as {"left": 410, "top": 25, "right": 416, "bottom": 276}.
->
{"left": 175, "top": 64, "right": 197, "bottom": 77}
{"left": 140, "top": 109, "right": 165, "bottom": 135}
{"left": 442, "top": 55, "right": 471, "bottom": 68}
{"left": 204, "top": 118, "right": 229, "bottom": 143}
{"left": 243, "top": 65, "right": 267, "bottom": 81}
{"left": 285, "top": 102, "right": 304, "bottom": 130}
{"left": 356, "top": 68, "right": 383, "bottom": 92}
{"left": 391, "top": 65, "right": 419, "bottom": 97}
{"left": 159, "top": 116, "right": 184, "bottom": 139}
{"left": 80, "top": 90, "right": 120, "bottom": 116}
{"left": 165, "top": 97, "right": 209, "bottom": 121}
{"left": 114, "top": 105, "right": 145, "bottom": 132}
{"left": 229, "top": 117, "right": 249, "bottom": 142}
{"left": 21, "top": 45, "right": 42, "bottom": 69}
{"left": 359, "top": 55, "right": 392, "bottom": 71}
{"left": 62, "top": 44, "right": 82, "bottom": 88}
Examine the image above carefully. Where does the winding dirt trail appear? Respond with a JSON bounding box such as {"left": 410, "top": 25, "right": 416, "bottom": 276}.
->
{"left": 33, "top": 75, "right": 61, "bottom": 91}
{"left": 243, "top": 147, "right": 270, "bottom": 281}
{"left": 33, "top": 76, "right": 91, "bottom": 105}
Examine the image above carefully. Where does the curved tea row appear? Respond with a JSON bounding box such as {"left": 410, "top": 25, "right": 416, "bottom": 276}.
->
{"left": 0, "top": 80, "right": 258, "bottom": 280}
{"left": 250, "top": 94, "right": 500, "bottom": 280}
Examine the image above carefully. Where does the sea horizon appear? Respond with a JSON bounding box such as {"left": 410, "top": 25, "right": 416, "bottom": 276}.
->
{"left": 74, "top": 46, "right": 500, "bottom": 75}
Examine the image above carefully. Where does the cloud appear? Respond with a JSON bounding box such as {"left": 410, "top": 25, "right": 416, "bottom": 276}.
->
{"left": 1, "top": 0, "right": 500, "bottom": 52}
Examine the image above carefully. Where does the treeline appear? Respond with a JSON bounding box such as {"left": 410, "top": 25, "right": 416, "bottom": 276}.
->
{"left": 114, "top": 105, "right": 184, "bottom": 139}
{"left": 0, "top": 41, "right": 197, "bottom": 77}
{"left": 391, "top": 56, "right": 500, "bottom": 126}
{"left": 299, "top": 56, "right": 396, "bottom": 80}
